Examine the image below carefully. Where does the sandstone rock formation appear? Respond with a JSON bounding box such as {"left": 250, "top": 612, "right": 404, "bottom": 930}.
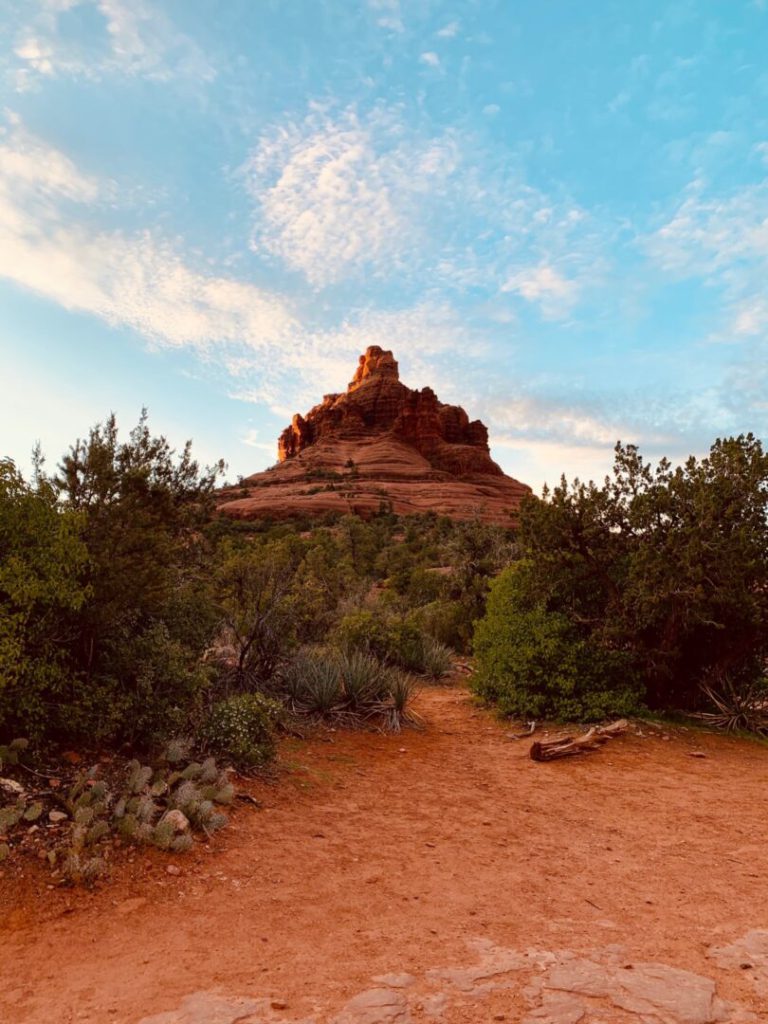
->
{"left": 219, "top": 346, "right": 531, "bottom": 525}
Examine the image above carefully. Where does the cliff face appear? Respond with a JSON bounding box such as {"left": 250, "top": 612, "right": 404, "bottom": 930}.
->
{"left": 219, "top": 346, "right": 531, "bottom": 526}
{"left": 277, "top": 346, "right": 502, "bottom": 478}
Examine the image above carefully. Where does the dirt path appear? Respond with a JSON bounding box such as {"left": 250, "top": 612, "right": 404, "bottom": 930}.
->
{"left": 2, "top": 684, "right": 767, "bottom": 1023}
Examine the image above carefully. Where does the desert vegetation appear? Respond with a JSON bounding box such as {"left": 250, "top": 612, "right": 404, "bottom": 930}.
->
{"left": 0, "top": 412, "right": 514, "bottom": 878}
{"left": 473, "top": 436, "right": 768, "bottom": 726}
{"left": 2, "top": 414, "right": 767, "bottom": 884}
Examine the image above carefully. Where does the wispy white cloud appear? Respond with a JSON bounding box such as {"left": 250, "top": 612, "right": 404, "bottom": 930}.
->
{"left": 436, "top": 20, "right": 460, "bottom": 39}
{"left": 0, "top": 119, "right": 293, "bottom": 358}
{"left": 229, "top": 300, "right": 483, "bottom": 416}
{"left": 485, "top": 390, "right": 718, "bottom": 491}
{"left": 501, "top": 264, "right": 578, "bottom": 319}
{"left": 243, "top": 105, "right": 460, "bottom": 288}
{"left": 368, "top": 0, "right": 403, "bottom": 32}
{"left": 11, "top": 0, "right": 215, "bottom": 90}
{"left": 0, "top": 118, "right": 483, "bottom": 437}
{"left": 646, "top": 176, "right": 768, "bottom": 344}
{"left": 244, "top": 101, "right": 599, "bottom": 310}
{"left": 0, "top": 120, "right": 102, "bottom": 201}
{"left": 420, "top": 51, "right": 440, "bottom": 68}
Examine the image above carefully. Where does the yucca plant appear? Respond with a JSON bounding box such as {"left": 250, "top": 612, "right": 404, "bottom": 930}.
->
{"left": 337, "top": 649, "right": 390, "bottom": 708}
{"left": 281, "top": 649, "right": 343, "bottom": 716}
{"left": 694, "top": 672, "right": 768, "bottom": 735}
{"left": 420, "top": 637, "right": 454, "bottom": 679}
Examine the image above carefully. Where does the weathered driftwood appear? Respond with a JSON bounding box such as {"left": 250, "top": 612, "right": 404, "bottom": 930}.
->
{"left": 529, "top": 719, "right": 628, "bottom": 762}
{"left": 506, "top": 721, "right": 537, "bottom": 740}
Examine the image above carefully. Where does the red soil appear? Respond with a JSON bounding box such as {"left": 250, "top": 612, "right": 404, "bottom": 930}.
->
{"left": 1, "top": 684, "right": 767, "bottom": 1023}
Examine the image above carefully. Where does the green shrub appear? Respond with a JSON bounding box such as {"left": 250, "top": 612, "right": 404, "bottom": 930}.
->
{"left": 280, "top": 648, "right": 343, "bottom": 714}
{"left": 407, "top": 600, "right": 467, "bottom": 650}
{"left": 277, "top": 647, "right": 418, "bottom": 728}
{"left": 420, "top": 636, "right": 454, "bottom": 679}
{"left": 334, "top": 610, "right": 451, "bottom": 676}
{"left": 516, "top": 436, "right": 768, "bottom": 712}
{"left": 336, "top": 649, "right": 391, "bottom": 707}
{"left": 473, "top": 564, "right": 641, "bottom": 722}
{"left": 199, "top": 694, "right": 280, "bottom": 768}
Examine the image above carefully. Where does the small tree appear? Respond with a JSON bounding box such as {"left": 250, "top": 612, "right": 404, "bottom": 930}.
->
{"left": 0, "top": 459, "right": 87, "bottom": 738}
{"left": 50, "top": 411, "right": 225, "bottom": 744}
{"left": 475, "top": 435, "right": 768, "bottom": 716}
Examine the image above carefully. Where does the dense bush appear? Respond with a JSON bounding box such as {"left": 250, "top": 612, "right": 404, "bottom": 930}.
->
{"left": 335, "top": 610, "right": 453, "bottom": 677}
{"left": 473, "top": 564, "right": 641, "bottom": 721}
{"left": 474, "top": 436, "right": 768, "bottom": 720}
{"left": 2, "top": 413, "right": 517, "bottom": 752}
{"left": 0, "top": 458, "right": 88, "bottom": 739}
{"left": 199, "top": 693, "right": 281, "bottom": 768}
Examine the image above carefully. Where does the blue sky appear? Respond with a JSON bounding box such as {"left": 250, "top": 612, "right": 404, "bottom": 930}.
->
{"left": 1, "top": 0, "right": 767, "bottom": 491}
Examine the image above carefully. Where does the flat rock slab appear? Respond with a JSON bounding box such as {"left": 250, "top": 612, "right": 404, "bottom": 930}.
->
{"left": 546, "top": 958, "right": 730, "bottom": 1024}
{"left": 332, "top": 988, "right": 409, "bottom": 1024}
{"left": 138, "top": 991, "right": 269, "bottom": 1024}
{"left": 709, "top": 930, "right": 768, "bottom": 998}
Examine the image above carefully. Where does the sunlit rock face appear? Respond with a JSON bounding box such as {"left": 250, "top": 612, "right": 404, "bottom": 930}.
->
{"left": 220, "top": 346, "right": 531, "bottom": 525}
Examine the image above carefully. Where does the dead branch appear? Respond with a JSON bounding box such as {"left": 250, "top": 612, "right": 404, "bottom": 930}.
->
{"left": 530, "top": 719, "right": 628, "bottom": 762}
{"left": 506, "top": 721, "right": 537, "bottom": 740}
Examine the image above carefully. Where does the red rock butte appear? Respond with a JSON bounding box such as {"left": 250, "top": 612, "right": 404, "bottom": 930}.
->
{"left": 219, "top": 346, "right": 531, "bottom": 525}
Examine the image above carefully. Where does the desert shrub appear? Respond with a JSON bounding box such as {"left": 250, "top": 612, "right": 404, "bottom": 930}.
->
{"left": 199, "top": 693, "right": 280, "bottom": 768}
{"left": 694, "top": 670, "right": 768, "bottom": 735}
{"left": 0, "top": 413, "right": 224, "bottom": 748}
{"left": 473, "top": 564, "right": 642, "bottom": 721}
{"left": 381, "top": 670, "right": 420, "bottom": 732}
{"left": 507, "top": 436, "right": 768, "bottom": 713}
{"left": 419, "top": 636, "right": 454, "bottom": 679}
{"left": 61, "top": 620, "right": 211, "bottom": 746}
{"left": 407, "top": 600, "right": 466, "bottom": 650}
{"left": 280, "top": 648, "right": 343, "bottom": 714}
{"left": 277, "top": 647, "right": 418, "bottom": 727}
{"left": 0, "top": 458, "right": 88, "bottom": 740}
{"left": 334, "top": 611, "right": 453, "bottom": 678}
{"left": 336, "top": 649, "right": 391, "bottom": 707}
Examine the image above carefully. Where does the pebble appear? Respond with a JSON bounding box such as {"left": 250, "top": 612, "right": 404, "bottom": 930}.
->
{"left": 48, "top": 810, "right": 67, "bottom": 823}
{"left": 166, "top": 865, "right": 181, "bottom": 876}
{"left": 161, "top": 810, "right": 189, "bottom": 832}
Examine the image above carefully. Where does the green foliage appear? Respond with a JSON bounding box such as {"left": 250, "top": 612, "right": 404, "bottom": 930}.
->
{"left": 473, "top": 563, "right": 641, "bottom": 721}
{"left": 277, "top": 647, "right": 418, "bottom": 728}
{"left": 2, "top": 411, "right": 518, "bottom": 750}
{"left": 335, "top": 610, "right": 453, "bottom": 678}
{"left": 280, "top": 649, "right": 343, "bottom": 714}
{"left": 199, "top": 693, "right": 281, "bottom": 769}
{"left": 0, "top": 458, "right": 87, "bottom": 739}
{"left": 475, "top": 435, "right": 768, "bottom": 720}
{"left": 50, "top": 411, "right": 224, "bottom": 746}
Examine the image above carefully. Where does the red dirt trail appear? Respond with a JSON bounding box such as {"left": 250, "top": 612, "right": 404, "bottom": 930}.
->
{"left": 1, "top": 684, "right": 767, "bottom": 1023}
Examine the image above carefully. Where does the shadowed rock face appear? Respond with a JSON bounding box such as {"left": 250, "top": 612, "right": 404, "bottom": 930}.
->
{"left": 220, "top": 346, "right": 531, "bottom": 525}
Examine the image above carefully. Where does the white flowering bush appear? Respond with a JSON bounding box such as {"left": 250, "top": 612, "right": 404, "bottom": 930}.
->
{"left": 200, "top": 693, "right": 281, "bottom": 769}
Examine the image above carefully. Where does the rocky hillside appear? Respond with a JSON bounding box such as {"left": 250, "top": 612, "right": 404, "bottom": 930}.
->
{"left": 219, "top": 347, "right": 531, "bottom": 524}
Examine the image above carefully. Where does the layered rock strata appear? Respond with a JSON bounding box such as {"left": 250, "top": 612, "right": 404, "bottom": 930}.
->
{"left": 219, "top": 346, "right": 530, "bottom": 525}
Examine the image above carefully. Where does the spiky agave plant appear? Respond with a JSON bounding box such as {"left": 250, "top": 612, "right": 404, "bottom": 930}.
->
{"left": 420, "top": 637, "right": 454, "bottom": 680}
{"left": 695, "top": 672, "right": 768, "bottom": 735}
{"left": 337, "top": 649, "right": 390, "bottom": 709}
{"left": 375, "top": 669, "right": 422, "bottom": 733}
{"left": 281, "top": 649, "right": 343, "bottom": 716}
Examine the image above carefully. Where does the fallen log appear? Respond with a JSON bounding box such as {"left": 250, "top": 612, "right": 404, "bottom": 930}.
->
{"left": 530, "top": 719, "right": 628, "bottom": 762}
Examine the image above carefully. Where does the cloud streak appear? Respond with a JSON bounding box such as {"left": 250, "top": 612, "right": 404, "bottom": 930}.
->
{"left": 11, "top": 0, "right": 215, "bottom": 91}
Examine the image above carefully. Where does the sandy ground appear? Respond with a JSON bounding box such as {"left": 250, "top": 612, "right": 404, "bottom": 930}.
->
{"left": 1, "top": 683, "right": 767, "bottom": 1023}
